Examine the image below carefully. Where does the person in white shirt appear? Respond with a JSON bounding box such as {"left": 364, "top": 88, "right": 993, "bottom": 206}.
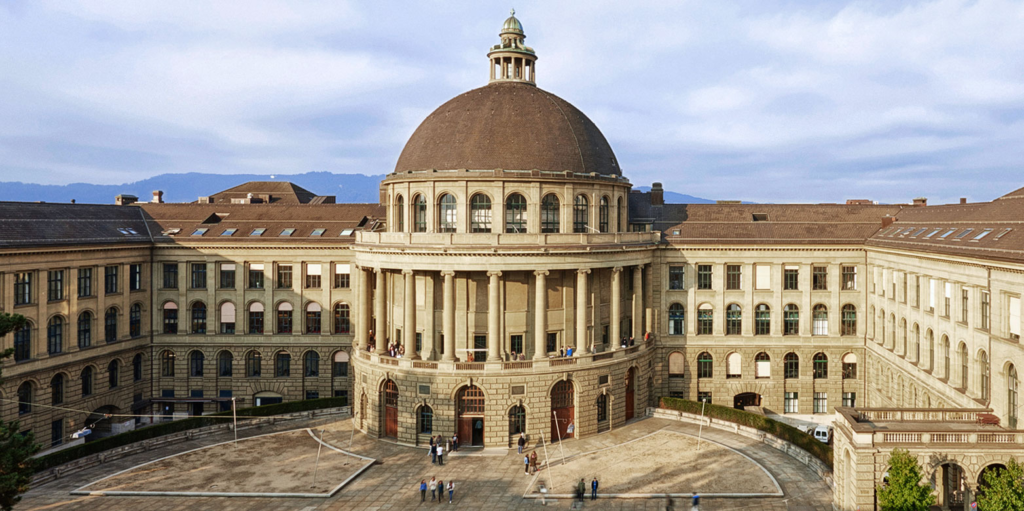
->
{"left": 436, "top": 444, "right": 444, "bottom": 465}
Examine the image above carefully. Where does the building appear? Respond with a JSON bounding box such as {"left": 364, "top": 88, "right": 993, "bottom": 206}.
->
{"left": 1, "top": 12, "right": 1022, "bottom": 509}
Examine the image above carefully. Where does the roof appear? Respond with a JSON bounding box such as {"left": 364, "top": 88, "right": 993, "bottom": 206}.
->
{"left": 0, "top": 202, "right": 152, "bottom": 249}
{"left": 394, "top": 82, "right": 620, "bottom": 177}
{"left": 200, "top": 181, "right": 331, "bottom": 204}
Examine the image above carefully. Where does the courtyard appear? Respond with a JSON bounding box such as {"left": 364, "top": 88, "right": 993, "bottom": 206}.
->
{"left": 18, "top": 414, "right": 833, "bottom": 510}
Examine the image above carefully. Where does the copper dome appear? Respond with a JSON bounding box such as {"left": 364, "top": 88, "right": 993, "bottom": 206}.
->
{"left": 394, "top": 82, "right": 621, "bottom": 176}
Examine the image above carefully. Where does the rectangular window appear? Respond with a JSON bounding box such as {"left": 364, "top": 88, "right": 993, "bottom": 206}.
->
{"left": 755, "top": 264, "right": 771, "bottom": 290}
{"left": 901, "top": 273, "right": 908, "bottom": 303}
{"left": 47, "top": 270, "right": 64, "bottom": 301}
{"left": 944, "top": 282, "right": 952, "bottom": 317}
{"left": 218, "top": 391, "right": 233, "bottom": 412}
{"left": 843, "top": 362, "right": 857, "bottom": 379}
{"left": 668, "top": 266, "right": 685, "bottom": 290}
{"left": 333, "top": 359, "right": 348, "bottom": 377}
{"left": 249, "top": 263, "right": 265, "bottom": 289}
{"left": 510, "top": 334, "right": 523, "bottom": 355}
{"left": 914, "top": 275, "right": 921, "bottom": 307}
{"left": 697, "top": 307, "right": 713, "bottom": 335}
{"left": 162, "top": 263, "right": 178, "bottom": 289}
{"left": 220, "top": 263, "right": 236, "bottom": 289}
{"left": 277, "top": 265, "right": 292, "bottom": 288}
{"left": 812, "top": 266, "right": 827, "bottom": 291}
{"left": 546, "top": 332, "right": 558, "bottom": 353}
{"left": 784, "top": 307, "right": 799, "bottom": 335}
{"left": 14, "top": 272, "right": 32, "bottom": 305}
{"left": 842, "top": 392, "right": 856, "bottom": 408}
{"left": 813, "top": 392, "right": 828, "bottom": 414}
{"left": 929, "top": 279, "right": 937, "bottom": 311}
{"left": 334, "top": 264, "right": 351, "bottom": 289}
{"left": 891, "top": 271, "right": 896, "bottom": 298}
{"left": 784, "top": 392, "right": 798, "bottom": 414}
{"left": 191, "top": 263, "right": 207, "bottom": 289}
{"left": 305, "top": 391, "right": 320, "bottom": 400}
{"left": 726, "top": 265, "right": 741, "bottom": 290}
{"left": 961, "top": 288, "right": 969, "bottom": 324}
{"left": 1009, "top": 295, "right": 1021, "bottom": 341}
{"left": 104, "top": 265, "right": 119, "bottom": 294}
{"left": 982, "top": 291, "right": 991, "bottom": 330}
{"left": 129, "top": 264, "right": 142, "bottom": 291}
{"left": 334, "top": 389, "right": 349, "bottom": 405}
{"left": 784, "top": 266, "right": 799, "bottom": 290}
{"left": 305, "top": 264, "right": 322, "bottom": 288}
{"left": 697, "top": 392, "right": 712, "bottom": 404}
{"left": 697, "top": 265, "right": 712, "bottom": 290}
{"left": 51, "top": 420, "right": 64, "bottom": 447}
{"left": 78, "top": 268, "right": 93, "bottom": 297}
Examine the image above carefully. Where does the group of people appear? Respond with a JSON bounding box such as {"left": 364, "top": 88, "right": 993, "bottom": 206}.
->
{"left": 574, "top": 478, "right": 600, "bottom": 502}
{"left": 420, "top": 477, "right": 455, "bottom": 504}
{"left": 428, "top": 434, "right": 459, "bottom": 465}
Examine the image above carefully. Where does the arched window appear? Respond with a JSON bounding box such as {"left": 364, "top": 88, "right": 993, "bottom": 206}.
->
{"left": 726, "top": 304, "right": 742, "bottom": 335}
{"left": 395, "top": 194, "right": 405, "bottom": 232}
{"left": 78, "top": 311, "right": 92, "bottom": 348}
{"left": 277, "top": 302, "right": 293, "bottom": 334}
{"left": 813, "top": 305, "right": 828, "bottom": 336}
{"left": 418, "top": 405, "right": 433, "bottom": 434}
{"left": 942, "top": 335, "right": 951, "bottom": 378}
{"left": 17, "top": 382, "right": 32, "bottom": 415}
{"left": 784, "top": 353, "right": 799, "bottom": 379}
{"left": 51, "top": 374, "right": 64, "bottom": 405}
{"left": 813, "top": 353, "right": 828, "bottom": 379}
{"left": 105, "top": 307, "right": 118, "bottom": 342}
{"left": 130, "top": 303, "right": 142, "bottom": 338}
{"left": 900, "top": 318, "right": 908, "bottom": 354}
{"left": 248, "top": 302, "right": 264, "bottom": 334}
{"left": 133, "top": 353, "right": 143, "bottom": 381}
{"left": 879, "top": 309, "right": 886, "bottom": 345}
{"left": 275, "top": 351, "right": 290, "bottom": 377}
{"left": 47, "top": 316, "right": 63, "bottom": 354}
{"left": 413, "top": 194, "right": 427, "bottom": 232}
{"left": 541, "top": 194, "right": 560, "bottom": 233}
{"left": 304, "top": 351, "right": 320, "bottom": 377}
{"left": 927, "top": 329, "right": 935, "bottom": 370}
{"left": 755, "top": 304, "right": 771, "bottom": 335}
{"left": 617, "top": 197, "right": 624, "bottom": 232}
{"left": 468, "top": 193, "right": 491, "bottom": 233}
{"left": 599, "top": 196, "right": 609, "bottom": 233}
{"left": 959, "top": 342, "right": 969, "bottom": 390}
{"left": 437, "top": 193, "right": 457, "bottom": 233}
{"left": 191, "top": 302, "right": 207, "bottom": 334}
{"left": 668, "top": 303, "right": 685, "bottom": 335}
{"left": 726, "top": 352, "right": 741, "bottom": 378}
{"left": 161, "top": 350, "right": 175, "bottom": 377}
{"left": 979, "top": 350, "right": 990, "bottom": 401}
{"left": 842, "top": 353, "right": 858, "bottom": 379}
{"left": 12, "top": 323, "right": 31, "bottom": 361}
{"left": 220, "top": 302, "right": 236, "bottom": 334}
{"left": 218, "top": 350, "right": 233, "bottom": 377}
{"left": 697, "top": 304, "right": 713, "bottom": 335}
{"left": 504, "top": 193, "right": 527, "bottom": 233}
{"left": 189, "top": 351, "right": 204, "bottom": 377}
{"left": 106, "top": 359, "right": 118, "bottom": 388}
{"left": 784, "top": 304, "right": 799, "bottom": 335}
{"left": 306, "top": 302, "right": 322, "bottom": 334}
{"left": 81, "top": 366, "right": 93, "bottom": 396}
{"left": 912, "top": 323, "right": 921, "bottom": 362}
{"left": 573, "top": 195, "right": 589, "bottom": 233}
{"left": 246, "top": 350, "right": 262, "bottom": 377}
{"left": 163, "top": 302, "right": 178, "bottom": 334}
{"left": 668, "top": 351, "right": 685, "bottom": 376}
{"left": 1009, "top": 364, "right": 1019, "bottom": 427}
{"left": 334, "top": 303, "right": 351, "bottom": 334}
{"left": 509, "top": 404, "right": 526, "bottom": 434}
{"left": 755, "top": 352, "right": 771, "bottom": 378}
{"left": 889, "top": 314, "right": 896, "bottom": 349}
{"left": 697, "top": 352, "right": 713, "bottom": 378}
{"left": 841, "top": 304, "right": 857, "bottom": 336}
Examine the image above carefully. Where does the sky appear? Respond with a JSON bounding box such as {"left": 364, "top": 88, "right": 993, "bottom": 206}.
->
{"left": 1, "top": 0, "right": 1023, "bottom": 204}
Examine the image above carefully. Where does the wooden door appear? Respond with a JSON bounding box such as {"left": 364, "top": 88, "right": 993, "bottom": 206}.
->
{"left": 385, "top": 406, "right": 398, "bottom": 438}
{"left": 625, "top": 368, "right": 635, "bottom": 421}
{"left": 458, "top": 418, "right": 473, "bottom": 445}
{"left": 550, "top": 380, "right": 575, "bottom": 440}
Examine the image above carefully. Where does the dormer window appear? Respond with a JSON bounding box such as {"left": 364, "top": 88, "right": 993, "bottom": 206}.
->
{"left": 311, "top": 228, "right": 326, "bottom": 236}
{"left": 954, "top": 228, "right": 974, "bottom": 240}
{"left": 911, "top": 228, "right": 927, "bottom": 237}
{"left": 250, "top": 228, "right": 265, "bottom": 236}
{"left": 971, "top": 229, "right": 993, "bottom": 241}
{"left": 191, "top": 228, "right": 208, "bottom": 236}
{"left": 280, "top": 228, "right": 295, "bottom": 237}
{"left": 994, "top": 228, "right": 1013, "bottom": 240}
{"left": 923, "top": 229, "right": 941, "bottom": 239}
{"left": 339, "top": 229, "right": 354, "bottom": 236}
{"left": 221, "top": 228, "right": 237, "bottom": 236}
{"left": 938, "top": 228, "right": 957, "bottom": 239}
{"left": 752, "top": 213, "right": 769, "bottom": 222}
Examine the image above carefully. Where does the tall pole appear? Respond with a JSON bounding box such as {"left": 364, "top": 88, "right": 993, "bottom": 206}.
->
{"left": 552, "top": 411, "right": 567, "bottom": 477}
{"left": 311, "top": 428, "right": 326, "bottom": 488}
{"left": 540, "top": 432, "right": 555, "bottom": 494}
{"left": 696, "top": 400, "right": 706, "bottom": 451}
{"left": 232, "top": 397, "right": 238, "bottom": 447}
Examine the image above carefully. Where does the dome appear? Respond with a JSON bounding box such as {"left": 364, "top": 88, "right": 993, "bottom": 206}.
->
{"left": 394, "top": 82, "right": 620, "bottom": 176}
{"left": 502, "top": 14, "right": 523, "bottom": 34}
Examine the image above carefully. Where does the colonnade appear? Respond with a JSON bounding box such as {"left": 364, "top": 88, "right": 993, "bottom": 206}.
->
{"left": 352, "top": 264, "right": 649, "bottom": 362}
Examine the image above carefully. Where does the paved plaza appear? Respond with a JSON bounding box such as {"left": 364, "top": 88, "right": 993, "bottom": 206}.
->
{"left": 18, "top": 415, "right": 833, "bottom": 510}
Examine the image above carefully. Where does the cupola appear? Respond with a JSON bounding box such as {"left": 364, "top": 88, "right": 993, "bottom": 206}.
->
{"left": 487, "top": 9, "right": 537, "bottom": 84}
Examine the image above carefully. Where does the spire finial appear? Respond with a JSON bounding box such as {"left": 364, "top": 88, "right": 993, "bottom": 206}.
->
{"left": 510, "top": 8, "right": 515, "bottom": 16}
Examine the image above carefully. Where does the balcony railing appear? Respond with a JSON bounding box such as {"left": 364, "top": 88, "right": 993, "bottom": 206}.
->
{"left": 355, "top": 231, "right": 660, "bottom": 248}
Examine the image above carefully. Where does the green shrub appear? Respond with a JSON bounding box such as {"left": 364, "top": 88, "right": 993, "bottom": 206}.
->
{"left": 659, "top": 397, "right": 833, "bottom": 468}
{"left": 35, "top": 397, "right": 347, "bottom": 473}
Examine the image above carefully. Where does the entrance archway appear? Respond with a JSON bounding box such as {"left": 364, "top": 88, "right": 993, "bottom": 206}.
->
{"left": 551, "top": 380, "right": 575, "bottom": 441}
{"left": 734, "top": 392, "right": 761, "bottom": 409}
{"left": 381, "top": 379, "right": 398, "bottom": 439}
{"left": 625, "top": 367, "right": 636, "bottom": 421}
{"left": 977, "top": 463, "right": 1007, "bottom": 502}
{"left": 936, "top": 462, "right": 967, "bottom": 510}
{"left": 456, "top": 385, "right": 485, "bottom": 446}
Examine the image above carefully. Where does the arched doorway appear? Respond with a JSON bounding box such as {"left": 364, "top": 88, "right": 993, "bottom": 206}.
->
{"left": 977, "top": 463, "right": 1007, "bottom": 502}
{"left": 625, "top": 368, "right": 636, "bottom": 421}
{"left": 381, "top": 379, "right": 398, "bottom": 439}
{"left": 84, "top": 405, "right": 122, "bottom": 441}
{"left": 734, "top": 392, "right": 761, "bottom": 409}
{"left": 456, "top": 385, "right": 485, "bottom": 446}
{"left": 254, "top": 391, "right": 283, "bottom": 407}
{"left": 936, "top": 462, "right": 967, "bottom": 510}
{"left": 551, "top": 380, "right": 575, "bottom": 441}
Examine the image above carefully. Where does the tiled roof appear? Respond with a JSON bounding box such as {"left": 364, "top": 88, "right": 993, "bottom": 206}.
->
{"left": 201, "top": 181, "right": 327, "bottom": 204}
{"left": 0, "top": 202, "right": 152, "bottom": 248}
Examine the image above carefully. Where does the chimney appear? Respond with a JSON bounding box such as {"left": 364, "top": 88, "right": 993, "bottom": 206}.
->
{"left": 882, "top": 216, "right": 896, "bottom": 228}
{"left": 152, "top": 190, "right": 164, "bottom": 204}
{"left": 913, "top": 197, "right": 927, "bottom": 207}
{"left": 115, "top": 194, "right": 138, "bottom": 206}
{"left": 70, "top": 199, "right": 75, "bottom": 204}
{"left": 960, "top": 198, "right": 968, "bottom": 205}
{"left": 651, "top": 182, "right": 664, "bottom": 206}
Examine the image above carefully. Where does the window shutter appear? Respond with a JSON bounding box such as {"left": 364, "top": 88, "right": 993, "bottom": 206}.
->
{"left": 755, "top": 265, "right": 771, "bottom": 290}
{"left": 250, "top": 263, "right": 264, "bottom": 271}
{"left": 1011, "top": 296, "right": 1021, "bottom": 337}
{"left": 221, "top": 263, "right": 235, "bottom": 271}
{"left": 929, "top": 280, "right": 937, "bottom": 309}
{"left": 221, "top": 302, "right": 235, "bottom": 319}
{"left": 756, "top": 359, "right": 770, "bottom": 377}
{"left": 307, "top": 264, "right": 322, "bottom": 276}
{"left": 335, "top": 264, "right": 351, "bottom": 275}
{"left": 727, "top": 353, "right": 741, "bottom": 375}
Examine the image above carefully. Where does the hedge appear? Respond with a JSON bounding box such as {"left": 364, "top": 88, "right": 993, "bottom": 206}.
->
{"left": 659, "top": 397, "right": 833, "bottom": 468}
{"left": 35, "top": 397, "right": 348, "bottom": 472}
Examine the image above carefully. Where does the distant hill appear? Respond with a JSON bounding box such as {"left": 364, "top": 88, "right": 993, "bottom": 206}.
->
{"left": 0, "top": 172, "right": 718, "bottom": 205}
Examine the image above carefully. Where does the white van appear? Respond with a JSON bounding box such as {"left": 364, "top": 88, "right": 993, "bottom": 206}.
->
{"left": 813, "top": 425, "right": 833, "bottom": 444}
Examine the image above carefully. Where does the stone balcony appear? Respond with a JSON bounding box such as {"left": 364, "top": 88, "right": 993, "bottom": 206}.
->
{"left": 354, "top": 231, "right": 660, "bottom": 252}
{"left": 835, "top": 406, "right": 1017, "bottom": 448}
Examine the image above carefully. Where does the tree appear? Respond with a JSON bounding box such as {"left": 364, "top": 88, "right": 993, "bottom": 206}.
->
{"left": 876, "top": 448, "right": 936, "bottom": 511}
{"left": 0, "top": 311, "right": 40, "bottom": 511}
{"left": 978, "top": 459, "right": 1024, "bottom": 511}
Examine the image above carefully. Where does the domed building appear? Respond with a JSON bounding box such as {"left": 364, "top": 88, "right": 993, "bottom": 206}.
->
{"left": 349, "top": 11, "right": 659, "bottom": 446}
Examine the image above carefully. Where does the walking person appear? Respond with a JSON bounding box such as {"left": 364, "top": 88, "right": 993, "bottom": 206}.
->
{"left": 447, "top": 480, "right": 455, "bottom": 504}
{"left": 577, "top": 478, "right": 586, "bottom": 503}
{"left": 436, "top": 480, "right": 444, "bottom": 505}
{"left": 591, "top": 477, "right": 599, "bottom": 500}
{"left": 452, "top": 433, "right": 459, "bottom": 452}
{"left": 437, "top": 443, "right": 444, "bottom": 466}
{"left": 529, "top": 450, "right": 538, "bottom": 475}
{"left": 517, "top": 432, "right": 526, "bottom": 454}
{"left": 430, "top": 439, "right": 437, "bottom": 464}
{"left": 430, "top": 477, "right": 438, "bottom": 501}
{"left": 420, "top": 480, "right": 427, "bottom": 502}
{"left": 524, "top": 454, "right": 530, "bottom": 474}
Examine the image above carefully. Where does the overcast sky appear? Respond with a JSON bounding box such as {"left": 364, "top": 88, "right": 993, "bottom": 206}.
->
{"left": 1, "top": 0, "right": 1023, "bottom": 204}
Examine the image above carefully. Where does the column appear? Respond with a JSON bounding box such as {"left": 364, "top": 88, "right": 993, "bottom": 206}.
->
{"left": 354, "top": 267, "right": 366, "bottom": 350}
{"left": 403, "top": 270, "right": 417, "bottom": 359}
{"left": 487, "top": 271, "right": 502, "bottom": 362}
{"left": 442, "top": 271, "right": 455, "bottom": 362}
{"left": 632, "top": 265, "right": 643, "bottom": 341}
{"left": 534, "top": 270, "right": 549, "bottom": 359}
{"left": 611, "top": 267, "right": 622, "bottom": 346}
{"left": 374, "top": 269, "right": 386, "bottom": 355}
{"left": 576, "top": 269, "right": 590, "bottom": 354}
